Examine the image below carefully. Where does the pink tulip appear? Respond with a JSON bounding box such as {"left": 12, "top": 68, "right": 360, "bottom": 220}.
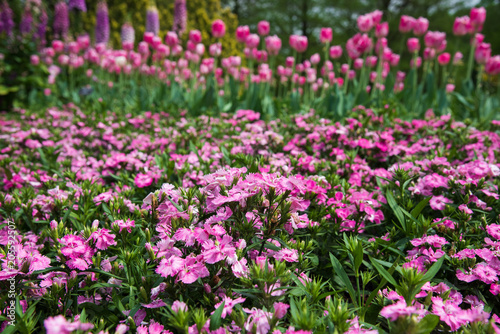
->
{"left": 399, "top": 15, "right": 415, "bottom": 33}
{"left": 209, "top": 43, "right": 222, "bottom": 56}
{"left": 320, "top": 28, "right": 333, "bottom": 44}
{"left": 366, "top": 55, "right": 378, "bottom": 68}
{"left": 390, "top": 54, "right": 400, "bottom": 67}
{"left": 410, "top": 56, "right": 422, "bottom": 68}
{"left": 143, "top": 32, "right": 154, "bottom": 44}
{"left": 265, "top": 35, "right": 282, "bottom": 56}
{"left": 257, "top": 21, "right": 270, "bottom": 36}
{"left": 285, "top": 57, "right": 294, "bottom": 67}
{"left": 44, "top": 88, "right": 51, "bottom": 96}
{"left": 122, "top": 41, "right": 134, "bottom": 51}
{"left": 165, "top": 32, "right": 178, "bottom": 47}
{"left": 475, "top": 42, "right": 491, "bottom": 64}
{"left": 212, "top": 19, "right": 226, "bottom": 38}
{"left": 357, "top": 14, "right": 373, "bottom": 32}
{"left": 485, "top": 55, "right": 500, "bottom": 75}
{"left": 470, "top": 7, "right": 486, "bottom": 32}
{"left": 437, "top": 52, "right": 451, "bottom": 65}
{"left": 341, "top": 63, "right": 349, "bottom": 73}
{"left": 375, "top": 22, "right": 388, "bottom": 38}
{"left": 77, "top": 35, "right": 90, "bottom": 49}
{"left": 189, "top": 30, "right": 202, "bottom": 43}
{"left": 329, "top": 45, "right": 342, "bottom": 59}
{"left": 245, "top": 34, "right": 260, "bottom": 49}
{"left": 31, "top": 55, "right": 40, "bottom": 65}
{"left": 446, "top": 84, "right": 455, "bottom": 93}
{"left": 370, "top": 10, "right": 383, "bottom": 24}
{"left": 424, "top": 31, "right": 446, "bottom": 50}
{"left": 138, "top": 41, "right": 149, "bottom": 55}
{"left": 354, "top": 58, "right": 364, "bottom": 70}
{"left": 195, "top": 43, "right": 205, "bottom": 56}
{"left": 346, "top": 33, "right": 372, "bottom": 59}
{"left": 310, "top": 53, "right": 320, "bottom": 65}
{"left": 407, "top": 38, "right": 420, "bottom": 53}
{"left": 453, "top": 52, "right": 463, "bottom": 65}
{"left": 291, "top": 35, "right": 308, "bottom": 53}
{"left": 453, "top": 16, "right": 471, "bottom": 36}
{"left": 152, "top": 36, "right": 162, "bottom": 49}
{"left": 382, "top": 48, "right": 392, "bottom": 61}
{"left": 423, "top": 47, "right": 436, "bottom": 60}
{"left": 52, "top": 40, "right": 64, "bottom": 53}
{"left": 236, "top": 25, "right": 250, "bottom": 43}
{"left": 375, "top": 37, "right": 387, "bottom": 54}
{"left": 413, "top": 17, "right": 429, "bottom": 36}
{"left": 471, "top": 33, "right": 484, "bottom": 47}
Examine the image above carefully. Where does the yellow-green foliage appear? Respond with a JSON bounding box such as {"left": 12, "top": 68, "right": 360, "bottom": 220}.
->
{"left": 82, "top": 0, "right": 239, "bottom": 57}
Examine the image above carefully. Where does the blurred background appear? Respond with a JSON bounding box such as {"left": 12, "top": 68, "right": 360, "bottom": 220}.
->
{"left": 5, "top": 0, "right": 500, "bottom": 57}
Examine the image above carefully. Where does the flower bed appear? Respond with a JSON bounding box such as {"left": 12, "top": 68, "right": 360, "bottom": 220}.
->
{"left": 1, "top": 105, "right": 500, "bottom": 333}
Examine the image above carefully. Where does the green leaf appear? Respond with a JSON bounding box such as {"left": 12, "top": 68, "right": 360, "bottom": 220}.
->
{"left": 410, "top": 197, "right": 430, "bottom": 218}
{"left": 386, "top": 191, "right": 405, "bottom": 231}
{"left": 369, "top": 257, "right": 398, "bottom": 287}
{"left": 329, "top": 253, "right": 358, "bottom": 308}
{"left": 421, "top": 256, "right": 445, "bottom": 282}
{"left": 209, "top": 301, "right": 225, "bottom": 331}
{"left": 414, "top": 314, "right": 440, "bottom": 334}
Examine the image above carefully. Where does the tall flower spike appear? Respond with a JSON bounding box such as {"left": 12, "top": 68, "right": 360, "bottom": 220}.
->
{"left": 173, "top": 0, "right": 187, "bottom": 35}
{"left": 53, "top": 1, "right": 69, "bottom": 40}
{"left": 1, "top": 1, "right": 15, "bottom": 36}
{"left": 69, "top": 0, "right": 87, "bottom": 12}
{"left": 121, "top": 22, "right": 135, "bottom": 43}
{"left": 95, "top": 0, "right": 110, "bottom": 45}
{"left": 36, "top": 8, "right": 48, "bottom": 45}
{"left": 145, "top": 3, "right": 159, "bottom": 36}
{"left": 20, "top": 6, "right": 33, "bottom": 35}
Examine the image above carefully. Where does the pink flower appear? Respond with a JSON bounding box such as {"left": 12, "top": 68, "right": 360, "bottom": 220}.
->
{"left": 213, "top": 296, "right": 246, "bottom": 318}
{"left": 429, "top": 195, "right": 452, "bottom": 210}
{"left": 475, "top": 42, "right": 491, "bottom": 64}
{"left": 453, "top": 16, "right": 471, "bottom": 35}
{"left": 290, "top": 35, "right": 308, "bottom": 53}
{"left": 438, "top": 52, "right": 451, "bottom": 65}
{"left": 244, "top": 308, "right": 273, "bottom": 334}
{"left": 44, "top": 315, "right": 94, "bottom": 334}
{"left": 189, "top": 29, "right": 202, "bottom": 43}
{"left": 89, "top": 229, "right": 117, "bottom": 250}
{"left": 357, "top": 14, "right": 374, "bottom": 32}
{"left": 176, "top": 255, "right": 209, "bottom": 284}
{"left": 236, "top": 25, "right": 250, "bottom": 43}
{"left": 135, "top": 173, "right": 153, "bottom": 188}
{"left": 329, "top": 45, "right": 342, "bottom": 59}
{"left": 156, "top": 255, "right": 185, "bottom": 278}
{"left": 413, "top": 17, "right": 429, "bottom": 36}
{"left": 399, "top": 15, "right": 415, "bottom": 33}
{"left": 380, "top": 300, "right": 425, "bottom": 321}
{"left": 319, "top": 28, "right": 332, "bottom": 44}
{"left": 113, "top": 219, "right": 135, "bottom": 233}
{"left": 273, "top": 302, "right": 289, "bottom": 319}
{"left": 375, "top": 22, "right": 388, "bottom": 38}
{"left": 257, "top": 21, "right": 270, "bottom": 36}
{"left": 274, "top": 248, "right": 298, "bottom": 262}
{"left": 246, "top": 34, "right": 260, "bottom": 49}
{"left": 265, "top": 35, "right": 282, "bottom": 56}
{"left": 487, "top": 224, "right": 500, "bottom": 240}
{"left": 212, "top": 19, "right": 226, "bottom": 38}
{"left": 171, "top": 300, "right": 188, "bottom": 312}
{"left": 424, "top": 31, "right": 446, "bottom": 50}
{"left": 407, "top": 38, "right": 420, "bottom": 53}
{"left": 432, "top": 297, "right": 467, "bottom": 331}
{"left": 470, "top": 7, "right": 486, "bottom": 32}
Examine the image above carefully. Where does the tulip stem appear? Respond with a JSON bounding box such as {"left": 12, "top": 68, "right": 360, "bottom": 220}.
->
{"left": 466, "top": 44, "right": 476, "bottom": 83}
